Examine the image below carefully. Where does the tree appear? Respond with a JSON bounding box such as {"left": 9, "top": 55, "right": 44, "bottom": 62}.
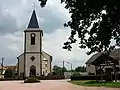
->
{"left": 52, "top": 65, "right": 67, "bottom": 75}
{"left": 4, "top": 68, "right": 14, "bottom": 78}
{"left": 75, "top": 66, "right": 86, "bottom": 72}
{"left": 38, "top": 0, "right": 120, "bottom": 54}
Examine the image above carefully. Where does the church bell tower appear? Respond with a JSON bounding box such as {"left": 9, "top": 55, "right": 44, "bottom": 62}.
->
{"left": 24, "top": 10, "right": 43, "bottom": 77}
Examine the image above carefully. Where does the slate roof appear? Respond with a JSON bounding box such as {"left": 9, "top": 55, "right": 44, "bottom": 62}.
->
{"left": 85, "top": 52, "right": 103, "bottom": 64}
{"left": 85, "top": 48, "right": 120, "bottom": 64}
{"left": 28, "top": 10, "right": 39, "bottom": 28}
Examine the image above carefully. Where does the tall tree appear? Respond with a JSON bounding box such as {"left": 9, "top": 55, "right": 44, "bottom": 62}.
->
{"left": 75, "top": 66, "right": 86, "bottom": 72}
{"left": 53, "top": 65, "right": 67, "bottom": 75}
{"left": 38, "top": 0, "right": 120, "bottom": 54}
{"left": 4, "top": 68, "right": 14, "bottom": 78}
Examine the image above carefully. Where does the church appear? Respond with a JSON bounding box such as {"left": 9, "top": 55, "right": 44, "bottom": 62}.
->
{"left": 17, "top": 10, "right": 52, "bottom": 78}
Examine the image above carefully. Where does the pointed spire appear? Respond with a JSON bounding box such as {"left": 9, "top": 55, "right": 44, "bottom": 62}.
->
{"left": 28, "top": 10, "right": 39, "bottom": 28}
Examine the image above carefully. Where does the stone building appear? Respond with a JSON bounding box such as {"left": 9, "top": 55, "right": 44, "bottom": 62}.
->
{"left": 17, "top": 10, "right": 52, "bottom": 78}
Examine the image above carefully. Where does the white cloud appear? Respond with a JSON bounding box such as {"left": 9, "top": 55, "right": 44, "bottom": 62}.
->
{"left": 42, "top": 28, "right": 92, "bottom": 69}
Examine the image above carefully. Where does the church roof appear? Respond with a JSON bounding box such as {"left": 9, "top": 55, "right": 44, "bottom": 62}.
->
{"left": 28, "top": 10, "right": 39, "bottom": 28}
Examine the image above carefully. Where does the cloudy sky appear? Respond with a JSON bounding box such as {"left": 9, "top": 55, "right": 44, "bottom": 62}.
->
{"left": 0, "top": 0, "right": 94, "bottom": 70}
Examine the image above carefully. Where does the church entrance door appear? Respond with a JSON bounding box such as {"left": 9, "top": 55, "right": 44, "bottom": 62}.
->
{"left": 30, "top": 65, "right": 36, "bottom": 76}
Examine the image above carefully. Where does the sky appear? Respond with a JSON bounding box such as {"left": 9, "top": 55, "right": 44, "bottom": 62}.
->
{"left": 0, "top": 0, "right": 94, "bottom": 70}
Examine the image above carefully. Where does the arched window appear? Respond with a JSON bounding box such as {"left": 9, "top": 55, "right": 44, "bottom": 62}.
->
{"left": 30, "top": 33, "right": 36, "bottom": 45}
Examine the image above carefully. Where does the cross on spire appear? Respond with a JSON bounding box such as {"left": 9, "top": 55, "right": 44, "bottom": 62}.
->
{"left": 32, "top": 0, "right": 36, "bottom": 10}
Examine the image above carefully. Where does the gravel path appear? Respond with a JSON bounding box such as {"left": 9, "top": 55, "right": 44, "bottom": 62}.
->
{"left": 0, "top": 80, "right": 120, "bottom": 90}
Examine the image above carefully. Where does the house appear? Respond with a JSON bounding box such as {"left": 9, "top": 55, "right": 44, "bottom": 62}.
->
{"left": 86, "top": 49, "right": 120, "bottom": 76}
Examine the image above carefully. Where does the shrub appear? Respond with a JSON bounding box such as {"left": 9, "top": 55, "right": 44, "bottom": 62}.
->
{"left": 24, "top": 77, "right": 40, "bottom": 83}
{"left": 72, "top": 72, "right": 81, "bottom": 77}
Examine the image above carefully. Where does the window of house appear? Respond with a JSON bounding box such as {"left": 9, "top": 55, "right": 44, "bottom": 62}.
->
{"left": 30, "top": 33, "right": 36, "bottom": 45}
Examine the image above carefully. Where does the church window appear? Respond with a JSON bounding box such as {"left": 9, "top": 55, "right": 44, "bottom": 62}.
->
{"left": 45, "top": 64, "right": 47, "bottom": 67}
{"left": 30, "top": 33, "right": 36, "bottom": 45}
{"left": 30, "top": 56, "right": 35, "bottom": 61}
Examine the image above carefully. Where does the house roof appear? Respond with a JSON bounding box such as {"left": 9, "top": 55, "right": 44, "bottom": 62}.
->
{"left": 28, "top": 10, "right": 39, "bottom": 28}
{"left": 42, "top": 51, "right": 52, "bottom": 61}
{"left": 85, "top": 48, "right": 120, "bottom": 65}
{"left": 85, "top": 52, "right": 103, "bottom": 64}
{"left": 0, "top": 65, "right": 17, "bottom": 70}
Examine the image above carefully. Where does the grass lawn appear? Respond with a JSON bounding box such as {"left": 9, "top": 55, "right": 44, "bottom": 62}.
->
{"left": 69, "top": 80, "right": 120, "bottom": 88}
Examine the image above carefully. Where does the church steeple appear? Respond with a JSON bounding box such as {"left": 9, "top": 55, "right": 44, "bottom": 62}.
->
{"left": 28, "top": 10, "right": 39, "bottom": 28}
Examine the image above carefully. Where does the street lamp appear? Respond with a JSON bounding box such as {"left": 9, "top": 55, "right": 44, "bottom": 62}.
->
{"left": 66, "top": 61, "right": 72, "bottom": 72}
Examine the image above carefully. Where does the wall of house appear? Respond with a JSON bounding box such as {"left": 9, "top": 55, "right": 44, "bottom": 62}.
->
{"left": 18, "top": 53, "right": 24, "bottom": 76}
{"left": 86, "top": 64, "right": 96, "bottom": 75}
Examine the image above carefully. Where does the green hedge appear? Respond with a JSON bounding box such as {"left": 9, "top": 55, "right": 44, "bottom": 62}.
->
{"left": 71, "top": 75, "right": 97, "bottom": 80}
{"left": 0, "top": 78, "right": 24, "bottom": 81}
{"left": 0, "top": 75, "right": 65, "bottom": 81}
{"left": 24, "top": 77, "right": 40, "bottom": 83}
{"left": 35, "top": 75, "right": 65, "bottom": 80}
{"left": 71, "top": 74, "right": 120, "bottom": 81}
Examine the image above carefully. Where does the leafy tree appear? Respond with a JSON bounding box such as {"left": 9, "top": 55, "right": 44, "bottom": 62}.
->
{"left": 38, "top": 0, "right": 120, "bottom": 54}
{"left": 4, "top": 68, "right": 14, "bottom": 78}
{"left": 52, "top": 65, "right": 67, "bottom": 75}
{"left": 75, "top": 66, "right": 86, "bottom": 72}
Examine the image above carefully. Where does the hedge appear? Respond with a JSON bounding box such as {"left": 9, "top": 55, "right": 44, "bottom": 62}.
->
{"left": 0, "top": 78, "right": 24, "bottom": 81}
{"left": 0, "top": 75, "right": 65, "bottom": 81}
{"left": 71, "top": 74, "right": 120, "bottom": 81}
{"left": 35, "top": 75, "right": 65, "bottom": 80}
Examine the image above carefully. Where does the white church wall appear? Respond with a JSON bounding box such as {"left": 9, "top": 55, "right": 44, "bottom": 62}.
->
{"left": 25, "top": 53, "right": 41, "bottom": 77}
{"left": 18, "top": 53, "right": 24, "bottom": 75}
{"left": 42, "top": 52, "right": 52, "bottom": 75}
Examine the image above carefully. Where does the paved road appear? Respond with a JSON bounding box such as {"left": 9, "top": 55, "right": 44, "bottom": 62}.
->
{"left": 0, "top": 80, "right": 120, "bottom": 90}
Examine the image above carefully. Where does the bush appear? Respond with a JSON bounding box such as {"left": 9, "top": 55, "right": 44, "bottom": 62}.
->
{"left": 72, "top": 72, "right": 81, "bottom": 77}
{"left": 24, "top": 77, "right": 40, "bottom": 83}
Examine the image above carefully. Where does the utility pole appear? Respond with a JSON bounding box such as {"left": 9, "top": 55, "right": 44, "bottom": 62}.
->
{"left": 1, "top": 57, "right": 4, "bottom": 78}
{"left": 71, "top": 63, "right": 72, "bottom": 72}
{"left": 62, "top": 60, "right": 64, "bottom": 75}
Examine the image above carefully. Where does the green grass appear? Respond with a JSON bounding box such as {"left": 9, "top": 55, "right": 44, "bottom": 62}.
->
{"left": 69, "top": 80, "right": 120, "bottom": 88}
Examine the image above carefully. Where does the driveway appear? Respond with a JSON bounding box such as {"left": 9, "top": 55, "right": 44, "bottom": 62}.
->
{"left": 0, "top": 79, "right": 119, "bottom": 90}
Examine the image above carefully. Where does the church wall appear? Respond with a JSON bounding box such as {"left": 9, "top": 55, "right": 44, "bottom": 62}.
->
{"left": 25, "top": 31, "right": 42, "bottom": 53}
{"left": 42, "top": 60, "right": 49, "bottom": 76}
{"left": 42, "top": 52, "right": 52, "bottom": 75}
{"left": 25, "top": 53, "right": 41, "bottom": 77}
{"left": 18, "top": 53, "right": 24, "bottom": 75}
